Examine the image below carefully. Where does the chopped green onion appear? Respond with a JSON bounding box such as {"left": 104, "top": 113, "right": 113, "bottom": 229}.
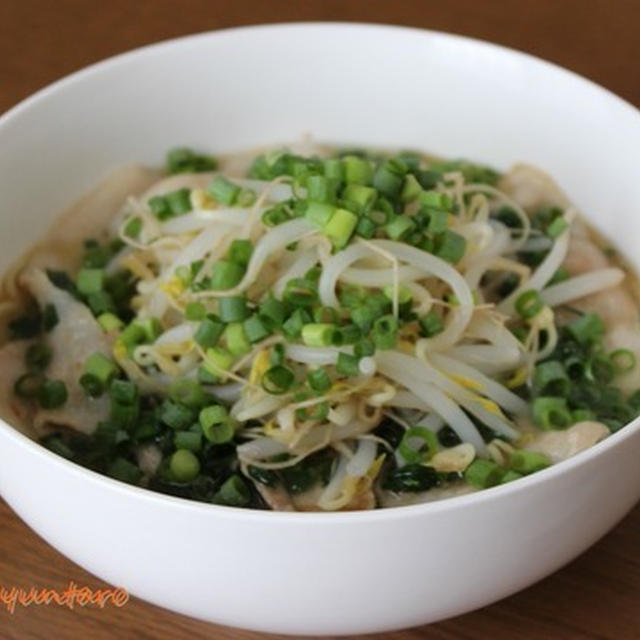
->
{"left": 354, "top": 339, "right": 375, "bottom": 359}
{"left": 167, "top": 147, "right": 216, "bottom": 174}
{"left": 109, "top": 379, "right": 138, "bottom": 405}
{"left": 342, "top": 156, "right": 372, "bottom": 185}
{"left": 304, "top": 202, "right": 335, "bottom": 228}
{"left": 243, "top": 314, "right": 271, "bottom": 344}
{"left": 307, "top": 368, "right": 331, "bottom": 393}
{"left": 148, "top": 195, "right": 171, "bottom": 219}
{"left": 25, "top": 343, "right": 52, "bottom": 372}
{"left": 84, "top": 352, "right": 119, "bottom": 385}
{"left": 419, "top": 190, "right": 450, "bottom": 210}
{"left": 336, "top": 352, "right": 360, "bottom": 377}
{"left": 324, "top": 157, "right": 344, "bottom": 181}
{"left": 383, "top": 284, "right": 413, "bottom": 306}
{"left": 168, "top": 379, "right": 208, "bottom": 409}
{"left": 350, "top": 305, "right": 376, "bottom": 333}
{"left": 185, "top": 302, "right": 207, "bottom": 321}
{"left": 418, "top": 311, "right": 444, "bottom": 338}
{"left": 548, "top": 266, "right": 570, "bottom": 285}
{"left": 262, "top": 365, "right": 295, "bottom": 394}
{"left": 398, "top": 426, "right": 438, "bottom": 464}
{"left": 306, "top": 175, "right": 337, "bottom": 203}
{"left": 533, "top": 360, "right": 570, "bottom": 396}
{"left": 124, "top": 216, "right": 142, "bottom": 239}
{"left": 160, "top": 400, "right": 195, "bottom": 430}
{"left": 170, "top": 449, "right": 200, "bottom": 482}
{"left": 373, "top": 314, "right": 398, "bottom": 350}
{"left": 200, "top": 405, "right": 233, "bottom": 443}
{"left": 42, "top": 304, "right": 59, "bottom": 332}
{"left": 324, "top": 208, "right": 359, "bottom": 250}
{"left": 532, "top": 396, "right": 572, "bottom": 430}
{"left": 400, "top": 174, "right": 423, "bottom": 203}
{"left": 224, "top": 323, "right": 251, "bottom": 356}
{"left": 14, "top": 372, "right": 44, "bottom": 398}
{"left": 609, "top": 349, "right": 636, "bottom": 373}
{"left": 567, "top": 312, "right": 604, "bottom": 344}
{"left": 302, "top": 323, "right": 336, "bottom": 347}
{"left": 164, "top": 188, "right": 192, "bottom": 216}
{"left": 420, "top": 208, "right": 449, "bottom": 233}
{"left": 331, "top": 324, "right": 361, "bottom": 346}
{"left": 87, "top": 291, "right": 115, "bottom": 315}
{"left": 500, "top": 470, "right": 523, "bottom": 484}
{"left": 547, "top": 217, "right": 569, "bottom": 238}
{"left": 296, "top": 401, "right": 329, "bottom": 421}
{"left": 434, "top": 230, "right": 466, "bottom": 264}
{"left": 218, "top": 296, "right": 249, "bottom": 323}
{"left": 207, "top": 176, "right": 240, "bottom": 205}
{"left": 258, "top": 297, "right": 287, "bottom": 329}
{"left": 283, "top": 278, "right": 318, "bottom": 307}
{"left": 585, "top": 354, "right": 615, "bottom": 384}
{"left": 228, "top": 239, "right": 253, "bottom": 267}
{"left": 384, "top": 215, "right": 416, "bottom": 241}
{"left": 194, "top": 316, "right": 225, "bottom": 349}
{"left": 209, "top": 260, "right": 245, "bottom": 290}
{"left": 118, "top": 322, "right": 146, "bottom": 353}
{"left": 269, "top": 343, "right": 285, "bottom": 367}
{"left": 372, "top": 158, "right": 407, "bottom": 198}
{"left": 76, "top": 268, "right": 104, "bottom": 296}
{"left": 515, "top": 289, "right": 544, "bottom": 319}
{"left": 204, "top": 347, "right": 235, "bottom": 377}
{"left": 342, "top": 184, "right": 377, "bottom": 214}
{"left": 282, "top": 308, "right": 313, "bottom": 339}
{"left": 97, "top": 312, "right": 123, "bottom": 332}
{"left": 212, "top": 475, "right": 251, "bottom": 507}
{"left": 174, "top": 431, "right": 203, "bottom": 452}
{"left": 262, "top": 205, "right": 290, "bottom": 227}
{"left": 107, "top": 457, "right": 142, "bottom": 485}
{"left": 37, "top": 380, "right": 68, "bottom": 409}
{"left": 571, "top": 408, "right": 595, "bottom": 422}
{"left": 509, "top": 450, "right": 551, "bottom": 474}
{"left": 79, "top": 373, "right": 104, "bottom": 398}
{"left": 464, "top": 459, "right": 504, "bottom": 488}
{"left": 355, "top": 216, "right": 376, "bottom": 238}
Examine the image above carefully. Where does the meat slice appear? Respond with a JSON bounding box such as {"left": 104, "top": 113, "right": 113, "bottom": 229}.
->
{"left": 0, "top": 339, "right": 36, "bottom": 437}
{"left": 20, "top": 268, "right": 112, "bottom": 435}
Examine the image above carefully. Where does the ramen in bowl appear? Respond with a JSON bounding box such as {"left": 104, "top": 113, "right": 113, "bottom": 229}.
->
{"left": 1, "top": 142, "right": 638, "bottom": 511}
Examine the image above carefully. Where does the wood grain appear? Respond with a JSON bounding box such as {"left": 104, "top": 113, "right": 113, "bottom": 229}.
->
{"left": 0, "top": 1, "right": 639, "bottom": 638}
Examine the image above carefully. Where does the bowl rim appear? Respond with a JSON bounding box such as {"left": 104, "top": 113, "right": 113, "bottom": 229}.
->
{"left": 1, "top": 21, "right": 639, "bottom": 524}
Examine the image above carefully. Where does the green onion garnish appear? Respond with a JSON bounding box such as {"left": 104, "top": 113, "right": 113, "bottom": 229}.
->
{"left": 37, "top": 380, "right": 68, "bottom": 409}
{"left": 170, "top": 449, "right": 201, "bottom": 482}
{"left": 324, "top": 208, "right": 359, "bottom": 250}
{"left": 302, "top": 323, "right": 336, "bottom": 347}
{"left": 567, "top": 312, "right": 604, "bottom": 344}
{"left": 336, "top": 352, "right": 360, "bottom": 377}
{"left": 532, "top": 396, "right": 572, "bottom": 430}
{"left": 373, "top": 314, "right": 398, "bottom": 350}
{"left": 515, "top": 289, "right": 543, "bottom": 319}
{"left": 307, "top": 368, "right": 332, "bottom": 393}
{"left": 398, "top": 426, "right": 438, "bottom": 464}
{"left": 509, "top": 450, "right": 551, "bottom": 474}
{"left": 212, "top": 475, "right": 251, "bottom": 507}
{"left": 262, "top": 366, "right": 295, "bottom": 394}
{"left": 218, "top": 296, "right": 249, "bottom": 323}
{"left": 224, "top": 323, "right": 251, "bottom": 356}
{"left": 207, "top": 176, "right": 240, "bottom": 205}
{"left": 464, "top": 459, "right": 504, "bottom": 488}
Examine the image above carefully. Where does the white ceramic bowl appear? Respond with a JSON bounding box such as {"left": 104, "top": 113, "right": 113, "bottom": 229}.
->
{"left": 1, "top": 23, "right": 640, "bottom": 636}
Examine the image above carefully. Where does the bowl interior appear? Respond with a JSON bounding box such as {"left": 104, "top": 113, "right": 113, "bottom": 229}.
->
{"left": 1, "top": 23, "right": 640, "bottom": 500}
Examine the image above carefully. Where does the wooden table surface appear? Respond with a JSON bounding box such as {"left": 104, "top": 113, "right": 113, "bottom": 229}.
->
{"left": 1, "top": 1, "right": 639, "bottom": 638}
